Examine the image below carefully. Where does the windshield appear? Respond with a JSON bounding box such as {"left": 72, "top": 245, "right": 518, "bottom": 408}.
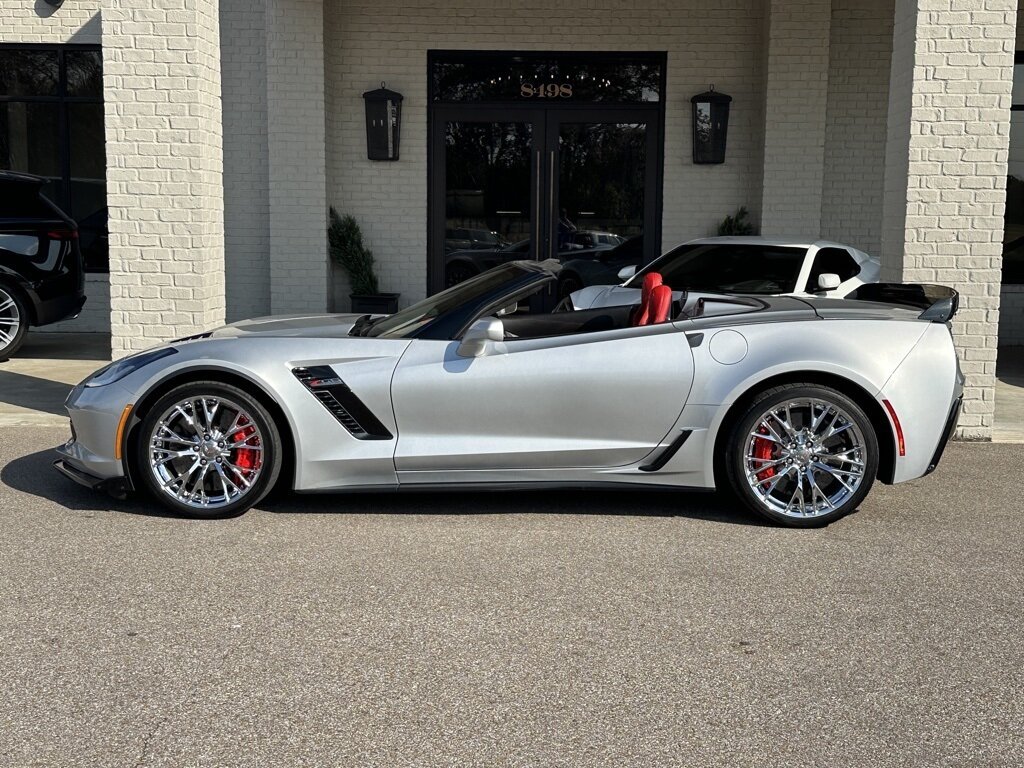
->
{"left": 630, "top": 243, "right": 806, "bottom": 295}
{"left": 361, "top": 263, "right": 534, "bottom": 339}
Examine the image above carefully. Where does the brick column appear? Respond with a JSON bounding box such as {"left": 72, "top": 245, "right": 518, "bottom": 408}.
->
{"left": 760, "top": 0, "right": 832, "bottom": 236}
{"left": 265, "top": 0, "right": 328, "bottom": 315}
{"left": 102, "top": 0, "right": 225, "bottom": 358}
{"left": 881, "top": 0, "right": 1017, "bottom": 439}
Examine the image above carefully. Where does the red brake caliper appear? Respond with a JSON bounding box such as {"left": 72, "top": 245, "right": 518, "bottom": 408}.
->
{"left": 752, "top": 426, "right": 776, "bottom": 483}
{"left": 231, "top": 417, "right": 262, "bottom": 472}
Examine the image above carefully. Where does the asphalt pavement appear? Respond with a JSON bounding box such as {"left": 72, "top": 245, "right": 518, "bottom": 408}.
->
{"left": 0, "top": 425, "right": 1022, "bottom": 767}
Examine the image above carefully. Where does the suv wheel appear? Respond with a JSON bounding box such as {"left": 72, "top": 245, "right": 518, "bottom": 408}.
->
{"left": 0, "top": 286, "right": 28, "bottom": 360}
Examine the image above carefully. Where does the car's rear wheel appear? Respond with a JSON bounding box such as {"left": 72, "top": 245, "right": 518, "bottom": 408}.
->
{"left": 724, "top": 384, "right": 878, "bottom": 527}
{"left": 558, "top": 273, "right": 583, "bottom": 298}
{"left": 0, "top": 285, "right": 28, "bottom": 360}
{"left": 136, "top": 382, "right": 282, "bottom": 518}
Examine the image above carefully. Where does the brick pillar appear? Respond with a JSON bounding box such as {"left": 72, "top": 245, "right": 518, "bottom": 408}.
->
{"left": 265, "top": 0, "right": 328, "bottom": 315}
{"left": 760, "top": 0, "right": 832, "bottom": 236}
{"left": 102, "top": 0, "right": 225, "bottom": 358}
{"left": 881, "top": 0, "right": 1017, "bottom": 439}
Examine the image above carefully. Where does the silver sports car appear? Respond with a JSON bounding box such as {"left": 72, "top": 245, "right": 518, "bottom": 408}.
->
{"left": 54, "top": 260, "right": 963, "bottom": 527}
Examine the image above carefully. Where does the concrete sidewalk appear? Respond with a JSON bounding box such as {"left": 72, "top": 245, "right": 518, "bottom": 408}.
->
{"left": 0, "top": 333, "right": 109, "bottom": 427}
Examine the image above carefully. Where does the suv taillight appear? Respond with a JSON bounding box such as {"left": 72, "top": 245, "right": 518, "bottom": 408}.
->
{"left": 46, "top": 229, "right": 78, "bottom": 240}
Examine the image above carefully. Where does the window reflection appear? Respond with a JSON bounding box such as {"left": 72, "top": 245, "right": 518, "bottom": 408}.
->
{"left": 0, "top": 46, "right": 107, "bottom": 272}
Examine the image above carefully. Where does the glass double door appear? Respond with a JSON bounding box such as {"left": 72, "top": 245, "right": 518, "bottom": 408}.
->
{"left": 429, "top": 105, "right": 662, "bottom": 295}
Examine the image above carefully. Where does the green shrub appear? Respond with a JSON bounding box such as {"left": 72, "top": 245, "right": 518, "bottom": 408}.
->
{"left": 717, "top": 206, "right": 757, "bottom": 236}
{"left": 328, "top": 207, "right": 379, "bottom": 295}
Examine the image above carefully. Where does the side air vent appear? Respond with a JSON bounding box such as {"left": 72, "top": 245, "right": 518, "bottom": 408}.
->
{"left": 292, "top": 366, "right": 393, "bottom": 440}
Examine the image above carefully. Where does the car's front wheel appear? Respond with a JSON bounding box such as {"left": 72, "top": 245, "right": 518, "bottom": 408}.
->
{"left": 0, "top": 285, "right": 28, "bottom": 360}
{"left": 724, "top": 384, "right": 878, "bottom": 527}
{"left": 135, "top": 382, "right": 282, "bottom": 518}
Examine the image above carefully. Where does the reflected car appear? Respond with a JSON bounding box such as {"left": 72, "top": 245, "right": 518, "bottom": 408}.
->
{"left": 566, "top": 236, "right": 881, "bottom": 310}
{"left": 557, "top": 235, "right": 645, "bottom": 298}
{"left": 0, "top": 171, "right": 86, "bottom": 359}
{"left": 56, "top": 259, "right": 962, "bottom": 528}
{"left": 445, "top": 238, "right": 613, "bottom": 287}
{"left": 444, "top": 227, "right": 506, "bottom": 253}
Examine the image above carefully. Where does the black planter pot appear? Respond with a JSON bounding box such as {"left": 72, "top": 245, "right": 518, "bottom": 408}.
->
{"left": 350, "top": 292, "right": 400, "bottom": 315}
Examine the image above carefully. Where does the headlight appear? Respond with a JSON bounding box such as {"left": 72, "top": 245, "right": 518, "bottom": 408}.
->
{"left": 83, "top": 347, "right": 177, "bottom": 388}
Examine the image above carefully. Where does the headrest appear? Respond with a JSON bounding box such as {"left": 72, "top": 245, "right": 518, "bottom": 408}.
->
{"left": 641, "top": 272, "right": 663, "bottom": 305}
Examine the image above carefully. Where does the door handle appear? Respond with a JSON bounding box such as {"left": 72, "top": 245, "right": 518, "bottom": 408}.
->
{"left": 549, "top": 150, "right": 556, "bottom": 261}
{"left": 535, "top": 149, "right": 542, "bottom": 260}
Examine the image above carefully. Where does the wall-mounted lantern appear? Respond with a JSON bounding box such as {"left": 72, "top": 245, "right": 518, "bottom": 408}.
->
{"left": 691, "top": 86, "right": 732, "bottom": 165}
{"left": 363, "top": 82, "right": 403, "bottom": 161}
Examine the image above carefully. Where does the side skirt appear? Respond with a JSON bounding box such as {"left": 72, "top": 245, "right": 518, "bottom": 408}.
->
{"left": 295, "top": 480, "right": 715, "bottom": 495}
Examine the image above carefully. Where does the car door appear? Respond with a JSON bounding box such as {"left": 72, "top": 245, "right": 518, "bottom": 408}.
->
{"left": 390, "top": 322, "right": 695, "bottom": 473}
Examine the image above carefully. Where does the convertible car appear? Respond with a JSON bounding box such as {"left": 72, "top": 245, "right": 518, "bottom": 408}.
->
{"left": 55, "top": 260, "right": 963, "bottom": 527}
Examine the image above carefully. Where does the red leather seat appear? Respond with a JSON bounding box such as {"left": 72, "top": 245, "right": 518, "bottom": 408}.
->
{"left": 632, "top": 272, "right": 664, "bottom": 326}
{"left": 648, "top": 284, "right": 672, "bottom": 324}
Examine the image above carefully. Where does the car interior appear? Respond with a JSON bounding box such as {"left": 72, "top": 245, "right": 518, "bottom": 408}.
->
{"left": 498, "top": 272, "right": 764, "bottom": 340}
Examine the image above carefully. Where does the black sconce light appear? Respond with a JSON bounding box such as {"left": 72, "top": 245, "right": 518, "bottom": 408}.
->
{"left": 691, "top": 86, "right": 732, "bottom": 165}
{"left": 363, "top": 82, "right": 403, "bottom": 161}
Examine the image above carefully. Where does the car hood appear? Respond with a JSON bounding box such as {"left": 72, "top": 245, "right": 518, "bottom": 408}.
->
{"left": 210, "top": 313, "right": 367, "bottom": 339}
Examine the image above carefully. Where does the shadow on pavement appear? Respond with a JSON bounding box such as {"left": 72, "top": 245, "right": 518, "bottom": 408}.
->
{"left": 0, "top": 370, "right": 74, "bottom": 416}
{"left": 2, "top": 445, "right": 765, "bottom": 526}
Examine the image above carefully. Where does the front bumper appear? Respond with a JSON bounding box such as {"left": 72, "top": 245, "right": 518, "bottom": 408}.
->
{"left": 53, "top": 381, "right": 136, "bottom": 491}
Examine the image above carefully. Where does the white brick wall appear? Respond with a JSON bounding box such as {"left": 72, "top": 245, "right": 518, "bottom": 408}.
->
{"left": 820, "top": 0, "right": 894, "bottom": 256}
{"left": 760, "top": 0, "right": 831, "bottom": 236}
{"left": 882, "top": 0, "right": 1017, "bottom": 439}
{"left": 324, "top": 0, "right": 769, "bottom": 307}
{"left": 266, "top": 0, "right": 329, "bottom": 315}
{"left": 221, "top": 0, "right": 271, "bottom": 322}
{"left": 102, "top": 0, "right": 226, "bottom": 357}
{"left": 1000, "top": 284, "right": 1024, "bottom": 344}
{"left": 0, "top": 0, "right": 101, "bottom": 44}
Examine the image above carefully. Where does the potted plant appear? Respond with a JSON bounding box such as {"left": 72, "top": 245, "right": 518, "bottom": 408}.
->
{"left": 328, "top": 207, "right": 400, "bottom": 314}
{"left": 717, "top": 206, "right": 758, "bottom": 236}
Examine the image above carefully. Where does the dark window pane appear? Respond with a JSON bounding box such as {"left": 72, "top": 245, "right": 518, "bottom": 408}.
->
{"left": 67, "top": 102, "right": 107, "bottom": 272}
{"left": 0, "top": 49, "right": 58, "bottom": 97}
{"left": 557, "top": 122, "right": 646, "bottom": 254}
{"left": 65, "top": 49, "right": 103, "bottom": 97}
{"left": 444, "top": 121, "right": 533, "bottom": 286}
{"left": 0, "top": 101, "right": 61, "bottom": 179}
{"left": 68, "top": 102, "right": 105, "bottom": 179}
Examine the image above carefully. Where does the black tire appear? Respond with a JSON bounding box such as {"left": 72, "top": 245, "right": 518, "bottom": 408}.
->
{"left": 446, "top": 262, "right": 478, "bottom": 287}
{"left": 0, "top": 284, "right": 29, "bottom": 360}
{"left": 558, "top": 273, "right": 583, "bottom": 299}
{"left": 724, "top": 383, "right": 878, "bottom": 528}
{"left": 135, "top": 381, "right": 283, "bottom": 518}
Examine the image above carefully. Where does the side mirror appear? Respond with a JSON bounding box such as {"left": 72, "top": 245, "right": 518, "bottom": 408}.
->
{"left": 816, "top": 273, "right": 842, "bottom": 291}
{"left": 457, "top": 317, "right": 504, "bottom": 358}
{"left": 617, "top": 265, "right": 637, "bottom": 282}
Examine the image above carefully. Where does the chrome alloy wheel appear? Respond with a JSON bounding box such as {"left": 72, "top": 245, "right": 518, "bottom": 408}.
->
{"left": 742, "top": 398, "right": 867, "bottom": 520}
{"left": 147, "top": 396, "right": 265, "bottom": 510}
{"left": 0, "top": 287, "right": 22, "bottom": 351}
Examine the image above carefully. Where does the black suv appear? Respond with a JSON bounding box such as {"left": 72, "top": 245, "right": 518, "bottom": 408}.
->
{"left": 0, "top": 171, "right": 86, "bottom": 359}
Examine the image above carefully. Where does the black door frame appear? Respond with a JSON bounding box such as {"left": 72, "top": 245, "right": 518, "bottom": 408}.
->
{"left": 426, "top": 55, "right": 666, "bottom": 296}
